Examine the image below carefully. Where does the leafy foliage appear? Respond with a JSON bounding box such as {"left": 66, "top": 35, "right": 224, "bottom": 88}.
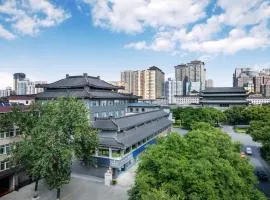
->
{"left": 172, "top": 107, "right": 226, "bottom": 129}
{"left": 129, "top": 124, "right": 266, "bottom": 200}
{"left": 11, "top": 98, "right": 98, "bottom": 195}
{"left": 224, "top": 105, "right": 270, "bottom": 125}
{"left": 248, "top": 121, "right": 270, "bottom": 163}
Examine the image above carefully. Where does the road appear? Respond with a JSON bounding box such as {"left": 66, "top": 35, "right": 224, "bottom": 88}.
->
{"left": 222, "top": 125, "right": 270, "bottom": 198}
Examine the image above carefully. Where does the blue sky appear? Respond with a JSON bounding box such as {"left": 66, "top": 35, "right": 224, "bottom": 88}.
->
{"left": 0, "top": 0, "right": 270, "bottom": 89}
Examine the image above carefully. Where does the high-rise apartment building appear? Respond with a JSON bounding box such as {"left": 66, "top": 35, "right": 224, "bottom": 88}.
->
{"left": 205, "top": 79, "right": 214, "bottom": 88}
{"left": 13, "top": 73, "right": 26, "bottom": 94}
{"left": 121, "top": 66, "right": 165, "bottom": 100}
{"left": 143, "top": 66, "right": 165, "bottom": 99}
{"left": 233, "top": 67, "right": 270, "bottom": 94}
{"left": 262, "top": 81, "right": 270, "bottom": 97}
{"left": 175, "top": 60, "right": 206, "bottom": 95}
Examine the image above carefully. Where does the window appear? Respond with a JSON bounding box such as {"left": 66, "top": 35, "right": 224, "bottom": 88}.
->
{"left": 0, "top": 144, "right": 11, "bottom": 155}
{"left": 101, "top": 112, "right": 107, "bottom": 118}
{"left": 0, "top": 160, "right": 10, "bottom": 171}
{"left": 0, "top": 131, "right": 5, "bottom": 138}
{"left": 108, "top": 100, "right": 114, "bottom": 106}
{"left": 114, "top": 100, "right": 120, "bottom": 104}
{"left": 0, "top": 145, "right": 5, "bottom": 154}
{"left": 108, "top": 112, "right": 113, "bottom": 117}
{"left": 130, "top": 108, "right": 133, "bottom": 112}
{"left": 0, "top": 162, "right": 5, "bottom": 171}
{"left": 142, "top": 108, "right": 145, "bottom": 112}
{"left": 100, "top": 100, "right": 107, "bottom": 106}
{"left": 112, "top": 149, "right": 121, "bottom": 158}
{"left": 9, "top": 129, "right": 14, "bottom": 137}
{"left": 136, "top": 108, "right": 139, "bottom": 112}
{"left": 99, "top": 148, "right": 109, "bottom": 157}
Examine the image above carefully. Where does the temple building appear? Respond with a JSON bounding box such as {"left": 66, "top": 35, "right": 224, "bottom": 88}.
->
{"left": 35, "top": 73, "right": 138, "bottom": 120}
{"left": 36, "top": 73, "right": 172, "bottom": 176}
{"left": 200, "top": 87, "right": 248, "bottom": 108}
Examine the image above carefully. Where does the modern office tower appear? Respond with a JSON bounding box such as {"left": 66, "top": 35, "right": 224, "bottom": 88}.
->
{"left": 13, "top": 73, "right": 26, "bottom": 94}
{"left": 121, "top": 67, "right": 165, "bottom": 99}
{"left": 165, "top": 78, "right": 183, "bottom": 104}
{"left": 175, "top": 60, "right": 206, "bottom": 95}
{"left": 205, "top": 79, "right": 214, "bottom": 88}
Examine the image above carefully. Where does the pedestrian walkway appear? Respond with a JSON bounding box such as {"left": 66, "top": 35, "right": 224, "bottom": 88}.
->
{"left": 1, "top": 177, "right": 128, "bottom": 200}
{"left": 117, "top": 164, "right": 137, "bottom": 188}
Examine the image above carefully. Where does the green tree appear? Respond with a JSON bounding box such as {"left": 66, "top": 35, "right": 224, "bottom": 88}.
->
{"left": 248, "top": 121, "right": 270, "bottom": 163}
{"left": 12, "top": 98, "right": 98, "bottom": 199}
{"left": 129, "top": 124, "right": 265, "bottom": 200}
{"left": 172, "top": 107, "right": 226, "bottom": 129}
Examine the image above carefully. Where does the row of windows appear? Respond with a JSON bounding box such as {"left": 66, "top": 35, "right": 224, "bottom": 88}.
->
{"left": 0, "top": 128, "right": 20, "bottom": 139}
{"left": 88, "top": 100, "right": 130, "bottom": 107}
{"left": 0, "top": 160, "right": 10, "bottom": 171}
{"left": 0, "top": 144, "right": 12, "bottom": 155}
{"left": 94, "top": 110, "right": 125, "bottom": 118}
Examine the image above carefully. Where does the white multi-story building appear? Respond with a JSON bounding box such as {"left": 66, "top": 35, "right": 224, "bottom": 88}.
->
{"left": 175, "top": 96, "right": 200, "bottom": 105}
{"left": 0, "top": 87, "right": 12, "bottom": 97}
{"left": 165, "top": 78, "right": 183, "bottom": 104}
{"left": 14, "top": 73, "right": 47, "bottom": 95}
{"left": 247, "top": 96, "right": 270, "bottom": 105}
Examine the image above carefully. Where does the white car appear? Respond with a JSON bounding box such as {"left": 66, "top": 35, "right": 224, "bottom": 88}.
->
{"left": 246, "top": 147, "right": 253, "bottom": 155}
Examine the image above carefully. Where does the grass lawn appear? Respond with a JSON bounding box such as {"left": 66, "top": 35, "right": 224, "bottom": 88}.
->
{"left": 234, "top": 127, "right": 248, "bottom": 134}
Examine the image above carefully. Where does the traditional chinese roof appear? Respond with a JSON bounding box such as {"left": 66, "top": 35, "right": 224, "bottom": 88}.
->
{"left": 46, "top": 74, "right": 120, "bottom": 90}
{"left": 93, "top": 110, "right": 169, "bottom": 131}
{"left": 35, "top": 74, "right": 138, "bottom": 100}
{"left": 95, "top": 110, "right": 172, "bottom": 148}
{"left": 201, "top": 87, "right": 247, "bottom": 94}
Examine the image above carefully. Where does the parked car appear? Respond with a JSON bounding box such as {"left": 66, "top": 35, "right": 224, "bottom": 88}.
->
{"left": 245, "top": 147, "right": 252, "bottom": 155}
{"left": 255, "top": 169, "right": 269, "bottom": 181}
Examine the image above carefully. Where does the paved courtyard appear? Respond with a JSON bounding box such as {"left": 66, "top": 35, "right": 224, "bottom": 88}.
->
{"left": 2, "top": 176, "right": 129, "bottom": 200}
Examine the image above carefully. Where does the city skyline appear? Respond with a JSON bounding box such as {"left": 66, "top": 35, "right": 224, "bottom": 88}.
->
{"left": 0, "top": 0, "right": 270, "bottom": 89}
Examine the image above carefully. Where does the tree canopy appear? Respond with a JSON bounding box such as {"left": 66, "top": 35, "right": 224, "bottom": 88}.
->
{"left": 129, "top": 123, "right": 265, "bottom": 200}
{"left": 224, "top": 105, "right": 270, "bottom": 125}
{"left": 11, "top": 98, "right": 98, "bottom": 199}
{"left": 172, "top": 107, "right": 226, "bottom": 129}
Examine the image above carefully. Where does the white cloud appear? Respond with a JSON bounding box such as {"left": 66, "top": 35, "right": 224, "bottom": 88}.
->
{"left": 0, "top": 0, "right": 70, "bottom": 37}
{"left": 85, "top": 0, "right": 270, "bottom": 55}
{"left": 0, "top": 24, "right": 16, "bottom": 40}
{"left": 85, "top": 0, "right": 210, "bottom": 33}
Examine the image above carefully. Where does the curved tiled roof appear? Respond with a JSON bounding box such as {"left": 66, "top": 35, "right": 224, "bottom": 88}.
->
{"left": 46, "top": 75, "right": 119, "bottom": 90}
{"left": 93, "top": 110, "right": 169, "bottom": 131}
{"left": 201, "top": 87, "right": 247, "bottom": 93}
